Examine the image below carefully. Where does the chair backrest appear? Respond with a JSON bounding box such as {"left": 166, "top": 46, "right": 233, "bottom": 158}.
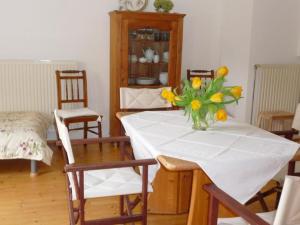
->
{"left": 54, "top": 110, "right": 75, "bottom": 164}
{"left": 56, "top": 70, "right": 88, "bottom": 109}
{"left": 120, "top": 87, "right": 172, "bottom": 110}
{"left": 187, "top": 69, "right": 214, "bottom": 87}
{"left": 273, "top": 176, "right": 300, "bottom": 225}
{"left": 292, "top": 103, "right": 300, "bottom": 131}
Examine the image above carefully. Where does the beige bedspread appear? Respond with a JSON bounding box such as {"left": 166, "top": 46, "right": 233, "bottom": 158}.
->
{"left": 0, "top": 112, "right": 53, "bottom": 165}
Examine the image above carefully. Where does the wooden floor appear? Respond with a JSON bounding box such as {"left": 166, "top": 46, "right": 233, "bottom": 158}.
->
{"left": 0, "top": 143, "right": 276, "bottom": 225}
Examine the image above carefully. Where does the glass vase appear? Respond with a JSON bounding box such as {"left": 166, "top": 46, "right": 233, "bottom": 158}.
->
{"left": 192, "top": 115, "right": 208, "bottom": 131}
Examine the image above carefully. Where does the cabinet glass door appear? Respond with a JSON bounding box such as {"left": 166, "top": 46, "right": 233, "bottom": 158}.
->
{"left": 128, "top": 28, "right": 170, "bottom": 87}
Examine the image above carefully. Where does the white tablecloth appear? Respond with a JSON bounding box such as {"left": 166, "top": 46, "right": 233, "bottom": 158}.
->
{"left": 121, "top": 110, "right": 300, "bottom": 203}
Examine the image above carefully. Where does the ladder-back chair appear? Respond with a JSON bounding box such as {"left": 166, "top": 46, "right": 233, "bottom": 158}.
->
{"left": 56, "top": 70, "right": 102, "bottom": 147}
{"left": 204, "top": 175, "right": 300, "bottom": 225}
{"left": 245, "top": 104, "right": 300, "bottom": 212}
{"left": 54, "top": 110, "right": 156, "bottom": 225}
{"left": 187, "top": 69, "right": 215, "bottom": 87}
{"left": 272, "top": 103, "right": 300, "bottom": 175}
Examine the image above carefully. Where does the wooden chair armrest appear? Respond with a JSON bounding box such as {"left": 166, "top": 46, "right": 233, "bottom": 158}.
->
{"left": 271, "top": 129, "right": 298, "bottom": 140}
{"left": 56, "top": 136, "right": 130, "bottom": 146}
{"left": 65, "top": 159, "right": 157, "bottom": 172}
{"left": 203, "top": 184, "right": 270, "bottom": 225}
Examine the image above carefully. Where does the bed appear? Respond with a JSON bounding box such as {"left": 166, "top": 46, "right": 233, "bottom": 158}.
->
{"left": 0, "top": 112, "right": 53, "bottom": 176}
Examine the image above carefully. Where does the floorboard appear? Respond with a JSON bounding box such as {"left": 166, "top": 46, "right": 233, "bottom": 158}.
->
{"left": 0, "top": 143, "right": 276, "bottom": 225}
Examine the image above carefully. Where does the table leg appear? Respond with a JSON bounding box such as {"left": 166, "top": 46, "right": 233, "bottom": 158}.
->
{"left": 187, "top": 169, "right": 211, "bottom": 225}
{"left": 187, "top": 169, "right": 236, "bottom": 225}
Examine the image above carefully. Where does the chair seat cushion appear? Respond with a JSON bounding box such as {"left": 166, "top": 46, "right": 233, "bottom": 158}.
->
{"left": 57, "top": 108, "right": 101, "bottom": 121}
{"left": 70, "top": 167, "right": 153, "bottom": 200}
{"left": 218, "top": 210, "right": 276, "bottom": 225}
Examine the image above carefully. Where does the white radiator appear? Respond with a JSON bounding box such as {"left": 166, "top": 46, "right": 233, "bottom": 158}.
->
{"left": 251, "top": 64, "right": 300, "bottom": 129}
{"left": 0, "top": 60, "right": 78, "bottom": 115}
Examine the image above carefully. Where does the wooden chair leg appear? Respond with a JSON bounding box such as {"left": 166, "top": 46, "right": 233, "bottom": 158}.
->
{"left": 275, "top": 188, "right": 281, "bottom": 209}
{"left": 141, "top": 166, "right": 148, "bottom": 225}
{"left": 288, "top": 161, "right": 296, "bottom": 175}
{"left": 83, "top": 122, "right": 88, "bottom": 138}
{"left": 256, "top": 191, "right": 269, "bottom": 212}
{"left": 98, "top": 121, "right": 102, "bottom": 151}
{"left": 84, "top": 122, "right": 88, "bottom": 148}
{"left": 120, "top": 195, "right": 125, "bottom": 216}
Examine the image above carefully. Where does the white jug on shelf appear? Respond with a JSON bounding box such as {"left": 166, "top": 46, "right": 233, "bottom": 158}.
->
{"left": 163, "top": 51, "right": 169, "bottom": 63}
{"left": 143, "top": 48, "right": 155, "bottom": 63}
{"left": 159, "top": 72, "right": 168, "bottom": 85}
{"left": 153, "top": 54, "right": 160, "bottom": 63}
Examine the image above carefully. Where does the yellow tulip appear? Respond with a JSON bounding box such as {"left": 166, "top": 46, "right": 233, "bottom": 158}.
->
{"left": 192, "top": 77, "right": 202, "bottom": 89}
{"left": 230, "top": 86, "right": 242, "bottom": 98}
{"left": 191, "top": 100, "right": 202, "bottom": 111}
{"left": 166, "top": 92, "right": 175, "bottom": 103}
{"left": 210, "top": 92, "right": 224, "bottom": 103}
{"left": 161, "top": 89, "right": 169, "bottom": 99}
{"left": 216, "top": 66, "right": 229, "bottom": 77}
{"left": 215, "top": 109, "right": 227, "bottom": 121}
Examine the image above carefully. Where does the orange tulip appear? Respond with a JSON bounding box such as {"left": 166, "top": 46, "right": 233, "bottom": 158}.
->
{"left": 215, "top": 109, "right": 227, "bottom": 121}
{"left": 230, "top": 86, "right": 242, "bottom": 98}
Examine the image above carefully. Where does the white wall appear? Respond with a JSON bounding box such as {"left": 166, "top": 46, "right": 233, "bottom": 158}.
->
{"left": 251, "top": 0, "right": 300, "bottom": 65}
{"left": 218, "top": 0, "right": 254, "bottom": 122}
{"left": 0, "top": 0, "right": 221, "bottom": 136}
{"left": 169, "top": 0, "right": 222, "bottom": 74}
{"left": 218, "top": 0, "right": 300, "bottom": 122}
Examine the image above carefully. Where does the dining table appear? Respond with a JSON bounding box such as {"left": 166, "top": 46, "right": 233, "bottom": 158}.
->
{"left": 117, "top": 110, "right": 300, "bottom": 225}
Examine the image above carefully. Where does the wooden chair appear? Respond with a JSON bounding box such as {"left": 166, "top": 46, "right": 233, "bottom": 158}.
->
{"left": 272, "top": 103, "right": 300, "bottom": 176}
{"left": 119, "top": 87, "right": 173, "bottom": 136}
{"left": 187, "top": 69, "right": 215, "bottom": 86}
{"left": 257, "top": 111, "right": 294, "bottom": 131}
{"left": 56, "top": 70, "right": 103, "bottom": 148}
{"left": 245, "top": 105, "right": 300, "bottom": 212}
{"left": 54, "top": 110, "right": 156, "bottom": 225}
{"left": 204, "top": 175, "right": 300, "bottom": 225}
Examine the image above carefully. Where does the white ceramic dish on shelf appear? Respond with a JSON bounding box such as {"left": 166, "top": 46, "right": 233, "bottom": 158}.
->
{"left": 159, "top": 72, "right": 168, "bottom": 85}
{"left": 136, "top": 77, "right": 156, "bottom": 85}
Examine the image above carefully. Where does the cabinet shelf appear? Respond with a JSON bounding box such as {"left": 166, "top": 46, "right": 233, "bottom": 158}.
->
{"left": 128, "top": 84, "right": 167, "bottom": 88}
{"left": 130, "top": 62, "right": 168, "bottom": 65}
{"left": 130, "top": 39, "right": 169, "bottom": 44}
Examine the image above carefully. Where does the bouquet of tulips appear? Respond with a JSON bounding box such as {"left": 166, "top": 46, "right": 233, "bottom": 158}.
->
{"left": 161, "top": 66, "right": 242, "bottom": 130}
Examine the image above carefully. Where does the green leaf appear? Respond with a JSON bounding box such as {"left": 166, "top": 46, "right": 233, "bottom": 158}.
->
{"left": 208, "top": 104, "right": 218, "bottom": 114}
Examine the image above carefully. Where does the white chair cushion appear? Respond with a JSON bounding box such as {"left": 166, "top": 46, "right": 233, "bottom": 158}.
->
{"left": 120, "top": 87, "right": 172, "bottom": 109}
{"left": 69, "top": 167, "right": 153, "bottom": 200}
{"left": 57, "top": 107, "right": 101, "bottom": 121}
{"left": 218, "top": 211, "right": 276, "bottom": 225}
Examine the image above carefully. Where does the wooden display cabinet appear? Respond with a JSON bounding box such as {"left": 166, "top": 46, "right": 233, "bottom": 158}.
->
{"left": 109, "top": 11, "right": 185, "bottom": 136}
